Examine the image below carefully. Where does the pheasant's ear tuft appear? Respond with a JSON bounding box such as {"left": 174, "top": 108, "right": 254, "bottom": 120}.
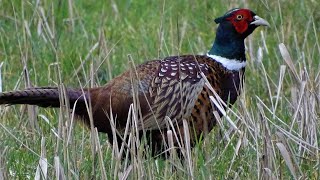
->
{"left": 214, "top": 17, "right": 223, "bottom": 24}
{"left": 215, "top": 8, "right": 241, "bottom": 24}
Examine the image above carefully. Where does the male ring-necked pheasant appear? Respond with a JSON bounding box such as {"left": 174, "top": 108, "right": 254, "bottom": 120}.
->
{"left": 0, "top": 8, "right": 269, "bottom": 155}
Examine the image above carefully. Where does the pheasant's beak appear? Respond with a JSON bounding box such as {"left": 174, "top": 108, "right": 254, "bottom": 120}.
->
{"left": 250, "top": 16, "right": 270, "bottom": 27}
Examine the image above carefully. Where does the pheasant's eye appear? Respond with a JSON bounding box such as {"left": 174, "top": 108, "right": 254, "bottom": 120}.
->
{"left": 236, "top": 14, "right": 243, "bottom": 20}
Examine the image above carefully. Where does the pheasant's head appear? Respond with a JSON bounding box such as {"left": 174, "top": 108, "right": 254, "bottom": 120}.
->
{"left": 208, "top": 8, "right": 269, "bottom": 65}
{"left": 214, "top": 8, "right": 270, "bottom": 39}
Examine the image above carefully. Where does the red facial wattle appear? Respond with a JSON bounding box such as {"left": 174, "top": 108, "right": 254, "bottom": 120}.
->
{"left": 232, "top": 21, "right": 249, "bottom": 34}
{"left": 226, "top": 9, "right": 254, "bottom": 34}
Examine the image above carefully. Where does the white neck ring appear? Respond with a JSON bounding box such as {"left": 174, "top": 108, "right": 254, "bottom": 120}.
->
{"left": 206, "top": 53, "right": 246, "bottom": 71}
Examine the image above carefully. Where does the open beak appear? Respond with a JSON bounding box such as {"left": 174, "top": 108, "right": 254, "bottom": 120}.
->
{"left": 250, "top": 16, "right": 270, "bottom": 27}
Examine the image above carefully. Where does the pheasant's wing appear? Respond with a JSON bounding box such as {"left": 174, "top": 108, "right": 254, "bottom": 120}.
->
{"left": 138, "top": 55, "right": 210, "bottom": 131}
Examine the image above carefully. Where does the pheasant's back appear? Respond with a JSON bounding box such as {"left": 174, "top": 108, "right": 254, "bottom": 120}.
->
{"left": 90, "top": 55, "right": 239, "bottom": 134}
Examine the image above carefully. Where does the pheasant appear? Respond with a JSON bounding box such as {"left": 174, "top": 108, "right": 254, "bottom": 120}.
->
{"left": 0, "top": 8, "right": 269, "bottom": 156}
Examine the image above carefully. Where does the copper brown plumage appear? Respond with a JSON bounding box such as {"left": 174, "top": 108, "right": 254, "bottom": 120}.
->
{"left": 0, "top": 8, "right": 269, "bottom": 156}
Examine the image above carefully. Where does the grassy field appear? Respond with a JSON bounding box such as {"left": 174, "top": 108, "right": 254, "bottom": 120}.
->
{"left": 0, "top": 0, "right": 319, "bottom": 179}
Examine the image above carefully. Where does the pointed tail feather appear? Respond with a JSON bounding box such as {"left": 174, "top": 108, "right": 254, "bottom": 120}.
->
{"left": 0, "top": 87, "right": 87, "bottom": 108}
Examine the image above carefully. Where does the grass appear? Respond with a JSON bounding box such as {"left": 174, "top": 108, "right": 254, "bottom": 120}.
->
{"left": 0, "top": 0, "right": 319, "bottom": 179}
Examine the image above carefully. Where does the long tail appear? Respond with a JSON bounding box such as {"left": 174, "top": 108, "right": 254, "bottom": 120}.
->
{"left": 0, "top": 87, "right": 87, "bottom": 108}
